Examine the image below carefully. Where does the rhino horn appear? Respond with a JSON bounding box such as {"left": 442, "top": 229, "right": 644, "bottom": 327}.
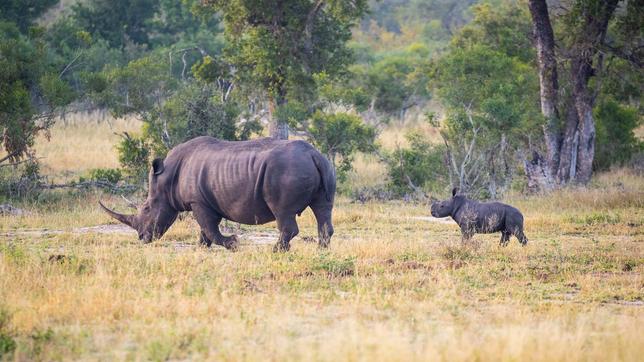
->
{"left": 99, "top": 201, "right": 137, "bottom": 228}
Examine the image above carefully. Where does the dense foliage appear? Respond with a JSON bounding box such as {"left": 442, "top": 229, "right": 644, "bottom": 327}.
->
{"left": 308, "top": 111, "right": 376, "bottom": 181}
{"left": 386, "top": 131, "right": 448, "bottom": 196}
{"left": 0, "top": 0, "right": 641, "bottom": 199}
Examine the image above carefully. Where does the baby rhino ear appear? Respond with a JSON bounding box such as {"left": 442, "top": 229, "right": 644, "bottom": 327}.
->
{"left": 452, "top": 187, "right": 459, "bottom": 197}
{"left": 152, "top": 158, "right": 165, "bottom": 175}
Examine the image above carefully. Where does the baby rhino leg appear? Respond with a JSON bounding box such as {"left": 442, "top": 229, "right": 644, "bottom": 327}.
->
{"left": 499, "top": 231, "right": 510, "bottom": 247}
{"left": 514, "top": 227, "right": 528, "bottom": 246}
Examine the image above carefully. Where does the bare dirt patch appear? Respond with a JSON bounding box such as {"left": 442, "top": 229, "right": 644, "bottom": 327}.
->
{"left": 410, "top": 216, "right": 454, "bottom": 224}
{"left": 1, "top": 223, "right": 282, "bottom": 248}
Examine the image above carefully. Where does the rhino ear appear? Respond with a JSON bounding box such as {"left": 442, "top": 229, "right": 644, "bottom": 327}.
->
{"left": 452, "top": 187, "right": 458, "bottom": 197}
{"left": 152, "top": 158, "right": 165, "bottom": 175}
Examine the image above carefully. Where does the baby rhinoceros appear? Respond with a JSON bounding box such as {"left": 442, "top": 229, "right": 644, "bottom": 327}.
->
{"left": 430, "top": 188, "right": 528, "bottom": 246}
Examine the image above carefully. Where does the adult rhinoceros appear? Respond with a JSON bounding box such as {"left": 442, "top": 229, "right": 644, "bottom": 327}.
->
{"left": 100, "top": 136, "right": 336, "bottom": 252}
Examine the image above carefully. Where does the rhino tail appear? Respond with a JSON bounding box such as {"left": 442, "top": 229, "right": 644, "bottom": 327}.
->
{"left": 311, "top": 152, "right": 336, "bottom": 202}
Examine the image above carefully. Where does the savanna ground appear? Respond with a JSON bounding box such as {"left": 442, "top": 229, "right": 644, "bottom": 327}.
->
{"left": 1, "top": 114, "right": 643, "bottom": 361}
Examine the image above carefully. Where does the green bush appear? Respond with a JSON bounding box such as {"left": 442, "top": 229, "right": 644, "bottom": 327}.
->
{"left": 0, "top": 333, "right": 15, "bottom": 357}
{"left": 308, "top": 111, "right": 376, "bottom": 182}
{"left": 116, "top": 133, "right": 150, "bottom": 183}
{"left": 0, "top": 308, "right": 16, "bottom": 358}
{"left": 385, "top": 131, "right": 449, "bottom": 196}
{"left": 145, "top": 83, "right": 261, "bottom": 152}
{"left": 114, "top": 82, "right": 263, "bottom": 185}
{"left": 85, "top": 168, "right": 122, "bottom": 184}
{"left": 311, "top": 254, "right": 355, "bottom": 277}
{"left": 594, "top": 99, "right": 642, "bottom": 171}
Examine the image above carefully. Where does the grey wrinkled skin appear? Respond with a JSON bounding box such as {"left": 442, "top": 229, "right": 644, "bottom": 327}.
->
{"left": 430, "top": 188, "right": 528, "bottom": 246}
{"left": 100, "top": 136, "right": 336, "bottom": 252}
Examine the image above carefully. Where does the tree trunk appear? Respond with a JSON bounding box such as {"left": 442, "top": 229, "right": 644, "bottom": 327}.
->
{"left": 556, "top": 99, "right": 580, "bottom": 183}
{"left": 268, "top": 87, "right": 289, "bottom": 140}
{"left": 528, "top": 0, "right": 560, "bottom": 179}
{"left": 569, "top": 0, "right": 619, "bottom": 184}
{"left": 571, "top": 56, "right": 595, "bottom": 184}
{"left": 522, "top": 150, "right": 551, "bottom": 194}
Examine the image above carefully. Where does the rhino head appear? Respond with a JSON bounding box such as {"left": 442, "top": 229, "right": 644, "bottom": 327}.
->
{"left": 99, "top": 158, "right": 178, "bottom": 242}
{"left": 430, "top": 187, "right": 461, "bottom": 218}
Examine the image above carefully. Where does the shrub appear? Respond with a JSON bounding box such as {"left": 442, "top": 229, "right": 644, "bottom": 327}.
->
{"left": 311, "top": 254, "right": 356, "bottom": 277}
{"left": 0, "top": 333, "right": 15, "bottom": 358}
{"left": 385, "top": 131, "right": 449, "bottom": 196}
{"left": 308, "top": 111, "right": 376, "bottom": 182}
{"left": 0, "top": 308, "right": 16, "bottom": 358}
{"left": 115, "top": 84, "right": 262, "bottom": 185}
{"left": 0, "top": 158, "right": 42, "bottom": 201}
{"left": 116, "top": 133, "right": 150, "bottom": 183}
{"left": 594, "top": 99, "right": 642, "bottom": 171}
{"left": 86, "top": 168, "right": 122, "bottom": 184}
{"left": 146, "top": 83, "right": 261, "bottom": 151}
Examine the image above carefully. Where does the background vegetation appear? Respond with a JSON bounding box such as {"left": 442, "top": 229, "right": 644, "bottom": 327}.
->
{"left": 1, "top": 0, "right": 641, "bottom": 198}
{"left": 0, "top": 1, "right": 642, "bottom": 360}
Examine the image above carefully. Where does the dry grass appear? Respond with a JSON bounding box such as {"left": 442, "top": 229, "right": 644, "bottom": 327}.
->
{"left": 32, "top": 111, "right": 141, "bottom": 182}
{"left": 0, "top": 115, "right": 642, "bottom": 361}
{"left": 377, "top": 120, "right": 442, "bottom": 151}
{"left": 1, "top": 182, "right": 643, "bottom": 361}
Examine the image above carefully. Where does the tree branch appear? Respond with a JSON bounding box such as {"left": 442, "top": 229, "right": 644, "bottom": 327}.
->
{"left": 600, "top": 43, "right": 643, "bottom": 68}
{"left": 304, "top": 0, "right": 325, "bottom": 54}
{"left": 59, "top": 52, "right": 82, "bottom": 78}
{"left": 0, "top": 150, "right": 23, "bottom": 165}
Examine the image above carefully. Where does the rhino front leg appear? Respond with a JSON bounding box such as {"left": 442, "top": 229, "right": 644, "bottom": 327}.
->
{"left": 514, "top": 228, "right": 528, "bottom": 246}
{"left": 199, "top": 231, "right": 212, "bottom": 247}
{"left": 193, "top": 204, "right": 239, "bottom": 251}
{"left": 460, "top": 224, "right": 474, "bottom": 244}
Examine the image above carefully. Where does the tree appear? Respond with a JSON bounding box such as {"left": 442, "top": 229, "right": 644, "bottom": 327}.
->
{"left": 203, "top": 0, "right": 369, "bottom": 139}
{"left": 0, "top": 0, "right": 59, "bottom": 32}
{"left": 365, "top": 44, "right": 431, "bottom": 121}
{"left": 432, "top": 43, "right": 540, "bottom": 196}
{"left": 527, "top": 0, "right": 626, "bottom": 186}
{"left": 0, "top": 17, "right": 76, "bottom": 165}
{"left": 593, "top": 99, "right": 642, "bottom": 170}
{"left": 93, "top": 52, "right": 262, "bottom": 182}
{"left": 527, "top": 0, "right": 559, "bottom": 186}
{"left": 308, "top": 111, "right": 376, "bottom": 181}
{"left": 71, "top": 0, "right": 159, "bottom": 49}
{"left": 147, "top": 82, "right": 262, "bottom": 154}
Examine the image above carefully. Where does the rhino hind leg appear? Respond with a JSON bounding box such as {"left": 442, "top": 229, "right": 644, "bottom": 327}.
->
{"left": 311, "top": 205, "right": 334, "bottom": 248}
{"left": 273, "top": 214, "right": 299, "bottom": 252}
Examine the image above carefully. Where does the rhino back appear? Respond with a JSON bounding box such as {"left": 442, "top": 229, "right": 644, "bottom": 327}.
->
{"left": 454, "top": 200, "right": 506, "bottom": 233}
{"left": 167, "top": 137, "right": 322, "bottom": 224}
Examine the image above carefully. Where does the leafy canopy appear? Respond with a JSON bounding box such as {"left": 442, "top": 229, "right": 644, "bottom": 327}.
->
{"left": 204, "top": 0, "right": 368, "bottom": 103}
{"left": 0, "top": 19, "right": 75, "bottom": 161}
